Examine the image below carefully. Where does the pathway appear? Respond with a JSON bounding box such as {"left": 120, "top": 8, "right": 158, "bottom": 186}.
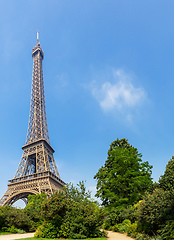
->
{"left": 107, "top": 230, "right": 134, "bottom": 240}
{"left": 0, "top": 232, "right": 34, "bottom": 239}
{"left": 0, "top": 230, "right": 134, "bottom": 240}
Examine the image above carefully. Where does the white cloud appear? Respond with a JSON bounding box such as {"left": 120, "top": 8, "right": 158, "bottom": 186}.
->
{"left": 91, "top": 69, "right": 146, "bottom": 112}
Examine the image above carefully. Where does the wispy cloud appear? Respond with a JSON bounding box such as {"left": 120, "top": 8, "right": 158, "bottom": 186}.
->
{"left": 56, "top": 73, "right": 68, "bottom": 88}
{"left": 91, "top": 69, "right": 147, "bottom": 112}
{"left": 52, "top": 73, "right": 69, "bottom": 98}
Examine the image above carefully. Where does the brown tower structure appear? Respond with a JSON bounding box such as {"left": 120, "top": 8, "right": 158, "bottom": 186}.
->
{"left": 0, "top": 32, "right": 65, "bottom": 206}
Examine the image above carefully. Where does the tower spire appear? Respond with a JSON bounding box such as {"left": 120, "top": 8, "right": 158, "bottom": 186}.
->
{"left": 25, "top": 35, "right": 50, "bottom": 145}
{"left": 37, "top": 30, "right": 39, "bottom": 44}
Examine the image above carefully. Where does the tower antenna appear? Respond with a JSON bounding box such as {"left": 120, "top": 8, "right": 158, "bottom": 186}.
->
{"left": 37, "top": 30, "right": 39, "bottom": 43}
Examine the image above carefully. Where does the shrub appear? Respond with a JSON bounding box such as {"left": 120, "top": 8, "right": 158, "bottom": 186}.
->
{"left": 35, "top": 222, "right": 58, "bottom": 238}
{"left": 159, "top": 220, "right": 174, "bottom": 239}
{"left": 117, "top": 219, "right": 131, "bottom": 233}
{"left": 1, "top": 226, "right": 25, "bottom": 234}
{"left": 35, "top": 191, "right": 105, "bottom": 239}
{"left": 137, "top": 188, "right": 174, "bottom": 235}
{"left": 41, "top": 222, "right": 58, "bottom": 238}
{"left": 136, "top": 233, "right": 149, "bottom": 240}
{"left": 111, "top": 224, "right": 118, "bottom": 232}
{"left": 102, "top": 208, "right": 118, "bottom": 230}
{"left": 119, "top": 205, "right": 139, "bottom": 223}
{"left": 112, "top": 219, "right": 132, "bottom": 234}
{"left": 25, "top": 192, "right": 47, "bottom": 231}
{"left": 127, "top": 221, "right": 138, "bottom": 238}
{"left": 0, "top": 206, "right": 31, "bottom": 232}
{"left": 103, "top": 204, "right": 139, "bottom": 231}
{"left": 34, "top": 225, "right": 44, "bottom": 238}
{"left": 34, "top": 230, "right": 44, "bottom": 238}
{"left": 0, "top": 212, "right": 5, "bottom": 230}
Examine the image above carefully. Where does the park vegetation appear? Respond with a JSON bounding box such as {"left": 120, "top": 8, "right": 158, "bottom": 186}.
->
{"left": 94, "top": 138, "right": 174, "bottom": 240}
{"left": 0, "top": 182, "right": 106, "bottom": 239}
{"left": 0, "top": 138, "right": 174, "bottom": 239}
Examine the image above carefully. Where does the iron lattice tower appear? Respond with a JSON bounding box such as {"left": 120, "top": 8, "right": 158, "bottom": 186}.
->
{"left": 0, "top": 33, "right": 65, "bottom": 206}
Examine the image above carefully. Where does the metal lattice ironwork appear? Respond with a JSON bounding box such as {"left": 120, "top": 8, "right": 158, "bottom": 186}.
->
{"left": 26, "top": 41, "right": 50, "bottom": 145}
{"left": 0, "top": 33, "right": 65, "bottom": 207}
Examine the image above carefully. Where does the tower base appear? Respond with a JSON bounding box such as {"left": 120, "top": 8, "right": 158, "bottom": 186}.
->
{"left": 0, "top": 171, "right": 65, "bottom": 206}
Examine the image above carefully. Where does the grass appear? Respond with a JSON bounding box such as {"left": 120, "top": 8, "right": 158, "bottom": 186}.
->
{"left": 0, "top": 232, "right": 12, "bottom": 235}
{"left": 14, "top": 238, "right": 107, "bottom": 240}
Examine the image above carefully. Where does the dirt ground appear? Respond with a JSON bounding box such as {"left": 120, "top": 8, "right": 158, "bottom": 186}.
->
{"left": 107, "top": 230, "right": 134, "bottom": 240}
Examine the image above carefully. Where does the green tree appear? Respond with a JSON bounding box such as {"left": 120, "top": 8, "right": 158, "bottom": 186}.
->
{"left": 63, "top": 181, "right": 92, "bottom": 204}
{"left": 25, "top": 192, "right": 47, "bottom": 230}
{"left": 94, "top": 138, "right": 153, "bottom": 208}
{"left": 159, "top": 156, "right": 174, "bottom": 194}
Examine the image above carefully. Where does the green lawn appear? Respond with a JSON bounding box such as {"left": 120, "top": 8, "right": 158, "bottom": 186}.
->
{"left": 0, "top": 232, "right": 12, "bottom": 235}
{"left": 14, "top": 238, "right": 107, "bottom": 240}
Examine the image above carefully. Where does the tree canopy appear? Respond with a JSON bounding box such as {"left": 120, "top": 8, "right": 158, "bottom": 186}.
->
{"left": 94, "top": 138, "right": 153, "bottom": 208}
{"left": 63, "top": 181, "right": 92, "bottom": 204}
{"left": 159, "top": 156, "right": 174, "bottom": 194}
{"left": 25, "top": 192, "right": 47, "bottom": 230}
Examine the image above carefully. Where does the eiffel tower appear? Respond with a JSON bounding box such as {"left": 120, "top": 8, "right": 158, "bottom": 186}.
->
{"left": 0, "top": 32, "right": 65, "bottom": 206}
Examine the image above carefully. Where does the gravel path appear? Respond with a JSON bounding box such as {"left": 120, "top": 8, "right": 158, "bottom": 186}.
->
{"left": 0, "top": 232, "right": 35, "bottom": 240}
{"left": 0, "top": 230, "right": 134, "bottom": 240}
{"left": 107, "top": 230, "right": 134, "bottom": 240}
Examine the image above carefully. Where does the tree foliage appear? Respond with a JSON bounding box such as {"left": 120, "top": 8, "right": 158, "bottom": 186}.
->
{"left": 25, "top": 192, "right": 47, "bottom": 230}
{"left": 35, "top": 184, "right": 105, "bottom": 239}
{"left": 0, "top": 206, "right": 31, "bottom": 232}
{"left": 137, "top": 188, "right": 174, "bottom": 235}
{"left": 159, "top": 156, "right": 174, "bottom": 194}
{"left": 63, "top": 181, "right": 92, "bottom": 204}
{"left": 94, "top": 138, "right": 153, "bottom": 208}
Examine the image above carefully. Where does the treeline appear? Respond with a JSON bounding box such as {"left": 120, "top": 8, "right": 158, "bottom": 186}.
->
{"left": 95, "top": 138, "right": 174, "bottom": 240}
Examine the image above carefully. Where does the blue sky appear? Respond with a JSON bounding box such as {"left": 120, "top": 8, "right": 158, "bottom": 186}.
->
{"left": 0, "top": 0, "right": 174, "bottom": 207}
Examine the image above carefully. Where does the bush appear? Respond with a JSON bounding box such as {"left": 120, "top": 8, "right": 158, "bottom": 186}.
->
{"left": 137, "top": 188, "right": 174, "bottom": 235}
{"left": 34, "top": 225, "right": 44, "bottom": 238}
{"left": 136, "top": 233, "right": 149, "bottom": 240}
{"left": 0, "top": 212, "right": 5, "bottom": 230}
{"left": 159, "top": 220, "right": 174, "bottom": 239}
{"left": 34, "top": 222, "right": 58, "bottom": 238}
{"left": 1, "top": 226, "right": 25, "bottom": 234}
{"left": 102, "top": 208, "right": 119, "bottom": 230}
{"left": 41, "top": 222, "right": 58, "bottom": 238}
{"left": 25, "top": 192, "right": 47, "bottom": 231}
{"left": 35, "top": 191, "right": 105, "bottom": 239}
{"left": 102, "top": 204, "right": 139, "bottom": 231}
{"left": 0, "top": 206, "right": 31, "bottom": 232}
{"left": 127, "top": 221, "right": 138, "bottom": 238}
{"left": 119, "top": 205, "right": 139, "bottom": 223}
{"left": 117, "top": 219, "right": 131, "bottom": 233}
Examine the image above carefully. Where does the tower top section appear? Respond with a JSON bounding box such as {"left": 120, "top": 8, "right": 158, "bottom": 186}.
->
{"left": 32, "top": 31, "right": 44, "bottom": 60}
{"left": 25, "top": 33, "right": 50, "bottom": 145}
